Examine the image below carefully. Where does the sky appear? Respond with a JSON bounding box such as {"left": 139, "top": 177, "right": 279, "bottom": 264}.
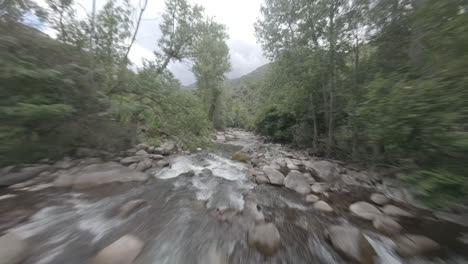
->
{"left": 36, "top": 0, "right": 269, "bottom": 85}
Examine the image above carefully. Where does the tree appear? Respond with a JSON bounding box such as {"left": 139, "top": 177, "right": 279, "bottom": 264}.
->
{"left": 192, "top": 19, "right": 231, "bottom": 129}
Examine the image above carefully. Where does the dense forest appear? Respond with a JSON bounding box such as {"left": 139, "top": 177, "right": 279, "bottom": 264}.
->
{"left": 1, "top": 0, "right": 468, "bottom": 206}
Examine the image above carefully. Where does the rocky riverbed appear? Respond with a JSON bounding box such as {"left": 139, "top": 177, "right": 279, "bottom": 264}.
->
{"left": 0, "top": 129, "right": 467, "bottom": 264}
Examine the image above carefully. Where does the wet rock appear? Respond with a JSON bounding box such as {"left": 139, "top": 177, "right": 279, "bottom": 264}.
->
{"left": 53, "top": 162, "right": 148, "bottom": 189}
{"left": 305, "top": 160, "right": 339, "bottom": 182}
{"left": 120, "top": 156, "right": 144, "bottom": 166}
{"left": 394, "top": 234, "right": 440, "bottom": 258}
{"left": 327, "top": 225, "right": 376, "bottom": 264}
{"left": 149, "top": 154, "right": 164, "bottom": 160}
{"left": 305, "top": 194, "right": 319, "bottom": 203}
{"left": 0, "top": 164, "right": 51, "bottom": 186}
{"left": 155, "top": 160, "right": 169, "bottom": 168}
{"left": 117, "top": 199, "right": 147, "bottom": 218}
{"left": 314, "top": 201, "right": 334, "bottom": 212}
{"left": 135, "top": 158, "right": 152, "bottom": 172}
{"left": 311, "top": 183, "right": 329, "bottom": 194}
{"left": 92, "top": 235, "right": 144, "bottom": 264}
{"left": 0, "top": 233, "right": 28, "bottom": 264}
{"left": 231, "top": 151, "right": 251, "bottom": 162}
{"left": 349, "top": 201, "right": 382, "bottom": 220}
{"left": 255, "top": 174, "right": 270, "bottom": 184}
{"left": 136, "top": 143, "right": 149, "bottom": 151}
{"left": 135, "top": 150, "right": 148, "bottom": 156}
{"left": 178, "top": 170, "right": 195, "bottom": 177}
{"left": 373, "top": 216, "right": 402, "bottom": 236}
{"left": 370, "top": 193, "right": 390, "bottom": 205}
{"left": 161, "top": 141, "right": 178, "bottom": 155}
{"left": 201, "top": 168, "right": 213, "bottom": 177}
{"left": 434, "top": 211, "right": 468, "bottom": 228}
{"left": 382, "top": 205, "right": 414, "bottom": 218}
{"left": 247, "top": 223, "right": 281, "bottom": 256}
{"left": 54, "top": 158, "right": 77, "bottom": 170}
{"left": 284, "top": 170, "right": 311, "bottom": 194}
{"left": 262, "top": 166, "right": 285, "bottom": 186}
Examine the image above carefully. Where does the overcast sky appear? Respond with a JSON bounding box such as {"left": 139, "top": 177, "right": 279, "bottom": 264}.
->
{"left": 37, "top": 0, "right": 269, "bottom": 85}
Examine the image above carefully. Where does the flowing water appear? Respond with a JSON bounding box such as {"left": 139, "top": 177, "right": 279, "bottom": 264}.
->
{"left": 1, "top": 131, "right": 467, "bottom": 264}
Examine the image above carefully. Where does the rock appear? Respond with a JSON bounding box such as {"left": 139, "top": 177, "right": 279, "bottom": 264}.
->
{"left": 305, "top": 160, "right": 339, "bottom": 182}
{"left": 149, "top": 154, "right": 164, "bottom": 160}
{"left": 155, "top": 160, "right": 169, "bottom": 168}
{"left": 147, "top": 146, "right": 155, "bottom": 153}
{"left": 201, "top": 168, "right": 213, "bottom": 177}
{"left": 161, "top": 141, "right": 178, "bottom": 155}
{"left": 247, "top": 223, "right": 281, "bottom": 256}
{"left": 255, "top": 174, "right": 270, "bottom": 184}
{"left": 117, "top": 200, "right": 147, "bottom": 218}
{"left": 394, "top": 234, "right": 440, "bottom": 258}
{"left": 92, "top": 235, "right": 144, "bottom": 264}
{"left": 0, "top": 164, "right": 50, "bottom": 186}
{"left": 0, "top": 233, "right": 28, "bottom": 264}
{"left": 286, "top": 162, "right": 299, "bottom": 171}
{"left": 305, "top": 194, "right": 319, "bottom": 203}
{"left": 304, "top": 173, "right": 316, "bottom": 184}
{"left": 178, "top": 170, "right": 195, "bottom": 177}
{"left": 373, "top": 216, "right": 402, "bottom": 236}
{"left": 136, "top": 143, "right": 149, "bottom": 151}
{"left": 0, "top": 194, "right": 17, "bottom": 200}
{"left": 198, "top": 245, "right": 228, "bottom": 264}
{"left": 382, "top": 205, "right": 414, "bottom": 218}
{"left": 314, "top": 201, "right": 334, "bottom": 212}
{"left": 434, "top": 211, "right": 468, "bottom": 228}
{"left": 311, "top": 183, "right": 329, "bottom": 193}
{"left": 54, "top": 158, "right": 77, "bottom": 169}
{"left": 135, "top": 158, "right": 152, "bottom": 172}
{"left": 327, "top": 225, "right": 376, "bottom": 264}
{"left": 129, "top": 163, "right": 138, "bottom": 170}
{"left": 135, "top": 150, "right": 148, "bottom": 156}
{"left": 370, "top": 193, "right": 390, "bottom": 205}
{"left": 196, "top": 147, "right": 202, "bottom": 152}
{"left": 153, "top": 147, "right": 164, "bottom": 155}
{"left": 231, "top": 151, "right": 251, "bottom": 162}
{"left": 458, "top": 233, "right": 468, "bottom": 246}
{"left": 53, "top": 162, "right": 148, "bottom": 189}
{"left": 120, "top": 156, "right": 144, "bottom": 166}
{"left": 349, "top": 202, "right": 382, "bottom": 220}
{"left": 262, "top": 166, "right": 285, "bottom": 186}
{"left": 225, "top": 135, "right": 236, "bottom": 141}
{"left": 284, "top": 170, "right": 311, "bottom": 194}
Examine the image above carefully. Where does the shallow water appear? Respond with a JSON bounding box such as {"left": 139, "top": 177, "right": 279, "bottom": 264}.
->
{"left": 1, "top": 131, "right": 467, "bottom": 264}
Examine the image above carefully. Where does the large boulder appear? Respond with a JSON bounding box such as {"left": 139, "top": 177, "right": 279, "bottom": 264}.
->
{"left": 120, "top": 156, "right": 144, "bottom": 166}
{"left": 314, "top": 201, "right": 334, "bottom": 212}
{"left": 92, "top": 235, "right": 144, "bottom": 264}
{"left": 247, "top": 223, "right": 281, "bottom": 256}
{"left": 284, "top": 170, "right": 311, "bottom": 195}
{"left": 135, "top": 158, "right": 152, "bottom": 172}
{"left": 305, "top": 160, "right": 339, "bottom": 182}
{"left": 262, "top": 166, "right": 285, "bottom": 186}
{"left": 0, "top": 233, "right": 29, "bottom": 264}
{"left": 53, "top": 162, "right": 148, "bottom": 189}
{"left": 327, "top": 225, "right": 376, "bottom": 264}
{"left": 394, "top": 234, "right": 440, "bottom": 258}
{"left": 349, "top": 202, "right": 382, "bottom": 220}
{"left": 0, "top": 164, "right": 50, "bottom": 186}
{"left": 382, "top": 205, "right": 414, "bottom": 218}
{"left": 160, "top": 141, "right": 178, "bottom": 155}
{"left": 372, "top": 216, "right": 402, "bottom": 236}
{"left": 370, "top": 193, "right": 390, "bottom": 205}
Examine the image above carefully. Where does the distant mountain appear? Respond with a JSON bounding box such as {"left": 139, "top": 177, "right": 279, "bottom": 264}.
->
{"left": 179, "top": 63, "right": 271, "bottom": 91}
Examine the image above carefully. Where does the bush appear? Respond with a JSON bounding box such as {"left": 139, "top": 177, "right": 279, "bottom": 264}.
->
{"left": 256, "top": 106, "right": 296, "bottom": 142}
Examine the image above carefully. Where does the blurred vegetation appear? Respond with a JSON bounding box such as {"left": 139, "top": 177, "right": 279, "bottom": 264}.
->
{"left": 222, "top": 0, "right": 468, "bottom": 206}
{"left": 0, "top": 0, "right": 226, "bottom": 165}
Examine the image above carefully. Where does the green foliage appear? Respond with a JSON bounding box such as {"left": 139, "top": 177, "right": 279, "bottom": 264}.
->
{"left": 256, "top": 106, "right": 296, "bottom": 143}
